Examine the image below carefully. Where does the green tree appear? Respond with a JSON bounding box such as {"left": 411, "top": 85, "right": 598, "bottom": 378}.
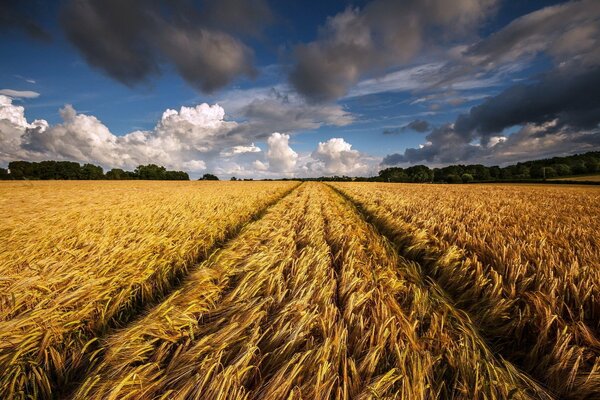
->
{"left": 446, "top": 174, "right": 463, "bottom": 184}
{"left": 164, "top": 170, "right": 189, "bottom": 180}
{"left": 461, "top": 173, "right": 474, "bottom": 183}
{"left": 201, "top": 173, "right": 219, "bottom": 181}
{"left": 553, "top": 164, "right": 571, "bottom": 176}
{"left": 105, "top": 168, "right": 129, "bottom": 180}
{"left": 8, "top": 161, "right": 36, "bottom": 179}
{"left": 81, "top": 163, "right": 104, "bottom": 179}
{"left": 135, "top": 164, "right": 167, "bottom": 180}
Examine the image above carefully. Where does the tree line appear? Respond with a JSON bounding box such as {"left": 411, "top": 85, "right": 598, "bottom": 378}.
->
{"left": 1, "top": 151, "right": 599, "bottom": 183}
{"left": 298, "top": 151, "right": 600, "bottom": 183}
{"left": 0, "top": 161, "right": 189, "bottom": 180}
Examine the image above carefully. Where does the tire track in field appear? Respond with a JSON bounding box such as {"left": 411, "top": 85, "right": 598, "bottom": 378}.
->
{"left": 71, "top": 182, "right": 553, "bottom": 399}
{"left": 326, "top": 184, "right": 563, "bottom": 397}
{"left": 320, "top": 183, "right": 553, "bottom": 399}
{"left": 53, "top": 182, "right": 302, "bottom": 399}
{"left": 70, "top": 184, "right": 315, "bottom": 399}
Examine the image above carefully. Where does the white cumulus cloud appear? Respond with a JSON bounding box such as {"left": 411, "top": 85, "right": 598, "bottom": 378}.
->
{"left": 266, "top": 132, "right": 298, "bottom": 173}
{"left": 309, "top": 138, "right": 369, "bottom": 175}
{"left": 0, "top": 95, "right": 380, "bottom": 178}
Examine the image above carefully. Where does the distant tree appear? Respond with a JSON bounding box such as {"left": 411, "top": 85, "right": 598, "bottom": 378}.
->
{"left": 201, "top": 173, "right": 219, "bottom": 181}
{"left": 553, "top": 164, "right": 571, "bottom": 176}
{"left": 570, "top": 160, "right": 587, "bottom": 175}
{"left": 405, "top": 165, "right": 433, "bottom": 183}
{"left": 584, "top": 158, "right": 600, "bottom": 173}
{"left": 446, "top": 174, "right": 463, "bottom": 184}
{"left": 135, "top": 164, "right": 166, "bottom": 180}
{"left": 466, "top": 164, "right": 491, "bottom": 181}
{"left": 164, "top": 170, "right": 189, "bottom": 180}
{"left": 489, "top": 166, "right": 501, "bottom": 179}
{"left": 80, "top": 163, "right": 104, "bottom": 179}
{"left": 8, "top": 161, "right": 36, "bottom": 179}
{"left": 105, "top": 168, "right": 129, "bottom": 180}
{"left": 543, "top": 166, "right": 557, "bottom": 179}
{"left": 230, "top": 176, "right": 237, "bottom": 181}
{"left": 56, "top": 161, "right": 82, "bottom": 179}
{"left": 461, "top": 173, "right": 474, "bottom": 183}
{"left": 0, "top": 167, "right": 9, "bottom": 180}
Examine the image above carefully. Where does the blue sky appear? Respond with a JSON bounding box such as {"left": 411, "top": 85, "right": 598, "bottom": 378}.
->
{"left": 1, "top": 0, "right": 599, "bottom": 178}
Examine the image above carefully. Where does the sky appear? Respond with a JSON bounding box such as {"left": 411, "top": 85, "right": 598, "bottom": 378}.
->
{"left": 0, "top": 0, "right": 599, "bottom": 179}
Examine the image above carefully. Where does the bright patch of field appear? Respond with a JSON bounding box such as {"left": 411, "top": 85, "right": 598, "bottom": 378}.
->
{"left": 331, "top": 182, "right": 600, "bottom": 399}
{"left": 74, "top": 183, "right": 550, "bottom": 400}
{"left": 0, "top": 180, "right": 297, "bottom": 399}
{"left": 1, "top": 181, "right": 598, "bottom": 399}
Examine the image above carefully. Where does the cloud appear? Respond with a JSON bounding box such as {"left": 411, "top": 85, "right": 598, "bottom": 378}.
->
{"left": 381, "top": 65, "right": 600, "bottom": 167}
{"left": 290, "top": 0, "right": 497, "bottom": 101}
{"left": 308, "top": 138, "right": 370, "bottom": 175}
{"left": 220, "top": 144, "right": 261, "bottom": 157}
{"left": 0, "top": 0, "right": 51, "bottom": 42}
{"left": 60, "top": 0, "right": 273, "bottom": 93}
{"left": 219, "top": 86, "right": 355, "bottom": 138}
{"left": 379, "top": 1, "right": 600, "bottom": 168}
{"left": 266, "top": 133, "right": 297, "bottom": 173}
{"left": 0, "top": 89, "right": 40, "bottom": 99}
{"left": 384, "top": 119, "right": 431, "bottom": 135}
{"left": 454, "top": 66, "right": 600, "bottom": 144}
{"left": 1, "top": 95, "right": 242, "bottom": 173}
{"left": 14, "top": 75, "right": 36, "bottom": 84}
{"left": 1, "top": 94, "right": 379, "bottom": 178}
{"left": 464, "top": 0, "right": 600, "bottom": 69}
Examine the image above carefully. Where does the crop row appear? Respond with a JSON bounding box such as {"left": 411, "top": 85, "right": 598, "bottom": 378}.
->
{"left": 72, "top": 183, "right": 551, "bottom": 399}
{"left": 0, "top": 180, "right": 297, "bottom": 399}
{"left": 331, "top": 182, "right": 600, "bottom": 399}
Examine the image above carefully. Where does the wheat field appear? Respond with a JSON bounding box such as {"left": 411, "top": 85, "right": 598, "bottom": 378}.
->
{"left": 0, "top": 181, "right": 599, "bottom": 399}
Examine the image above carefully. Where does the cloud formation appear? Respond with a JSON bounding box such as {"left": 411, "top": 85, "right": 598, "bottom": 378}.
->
{"left": 0, "top": 0, "right": 51, "bottom": 41}
{"left": 308, "top": 138, "right": 365, "bottom": 175}
{"left": 60, "top": 0, "right": 272, "bottom": 92}
{"left": 1, "top": 94, "right": 238, "bottom": 172}
{"left": 0, "top": 89, "right": 40, "bottom": 99}
{"left": 464, "top": 0, "right": 600, "bottom": 69}
{"left": 384, "top": 119, "right": 431, "bottom": 135}
{"left": 382, "top": 66, "right": 600, "bottom": 166}
{"left": 266, "top": 133, "right": 297, "bottom": 173}
{"left": 0, "top": 95, "right": 374, "bottom": 178}
{"left": 290, "top": 0, "right": 497, "bottom": 101}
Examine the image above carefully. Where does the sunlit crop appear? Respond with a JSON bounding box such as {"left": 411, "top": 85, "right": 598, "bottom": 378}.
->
{"left": 0, "top": 180, "right": 296, "bottom": 399}
{"left": 1, "top": 181, "right": 598, "bottom": 399}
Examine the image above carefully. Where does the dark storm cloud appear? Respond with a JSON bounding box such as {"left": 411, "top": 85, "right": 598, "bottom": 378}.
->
{"left": 289, "top": 0, "right": 498, "bottom": 102}
{"left": 382, "top": 65, "right": 600, "bottom": 166}
{"left": 60, "top": 0, "right": 273, "bottom": 93}
{"left": 0, "top": 0, "right": 51, "bottom": 41}
{"left": 455, "top": 66, "right": 600, "bottom": 142}
{"left": 381, "top": 0, "right": 600, "bottom": 168}
{"left": 383, "top": 120, "right": 431, "bottom": 135}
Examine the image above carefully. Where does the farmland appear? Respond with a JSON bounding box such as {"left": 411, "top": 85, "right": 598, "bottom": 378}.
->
{"left": 0, "top": 181, "right": 599, "bottom": 399}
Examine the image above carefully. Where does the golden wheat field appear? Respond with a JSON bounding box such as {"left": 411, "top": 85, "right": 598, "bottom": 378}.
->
{"left": 1, "top": 181, "right": 599, "bottom": 400}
